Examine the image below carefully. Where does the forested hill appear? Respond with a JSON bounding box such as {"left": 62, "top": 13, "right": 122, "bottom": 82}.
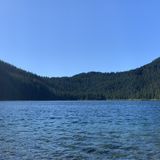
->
{"left": 0, "top": 58, "right": 160, "bottom": 100}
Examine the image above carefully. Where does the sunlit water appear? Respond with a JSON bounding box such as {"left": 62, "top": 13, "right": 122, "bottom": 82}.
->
{"left": 0, "top": 101, "right": 160, "bottom": 160}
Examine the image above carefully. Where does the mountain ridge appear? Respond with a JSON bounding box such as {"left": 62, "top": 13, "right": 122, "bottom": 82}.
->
{"left": 0, "top": 57, "right": 160, "bottom": 100}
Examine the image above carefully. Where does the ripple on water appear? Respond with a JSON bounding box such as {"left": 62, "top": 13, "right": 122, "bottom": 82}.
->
{"left": 1, "top": 101, "right": 160, "bottom": 159}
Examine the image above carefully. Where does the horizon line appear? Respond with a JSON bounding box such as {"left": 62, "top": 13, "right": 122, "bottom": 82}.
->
{"left": 0, "top": 57, "right": 158, "bottom": 78}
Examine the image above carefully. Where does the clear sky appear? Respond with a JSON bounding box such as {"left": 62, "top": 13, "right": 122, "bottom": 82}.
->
{"left": 0, "top": 0, "right": 160, "bottom": 77}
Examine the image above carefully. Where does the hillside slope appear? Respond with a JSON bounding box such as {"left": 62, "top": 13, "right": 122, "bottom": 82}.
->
{"left": 0, "top": 58, "right": 160, "bottom": 100}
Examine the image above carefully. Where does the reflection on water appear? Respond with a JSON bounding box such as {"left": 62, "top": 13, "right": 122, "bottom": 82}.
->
{"left": 0, "top": 101, "right": 160, "bottom": 159}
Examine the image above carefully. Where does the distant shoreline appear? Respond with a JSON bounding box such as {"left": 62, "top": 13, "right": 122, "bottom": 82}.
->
{"left": 1, "top": 99, "right": 160, "bottom": 102}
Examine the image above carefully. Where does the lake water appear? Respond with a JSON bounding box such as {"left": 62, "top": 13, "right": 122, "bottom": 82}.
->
{"left": 0, "top": 101, "right": 160, "bottom": 160}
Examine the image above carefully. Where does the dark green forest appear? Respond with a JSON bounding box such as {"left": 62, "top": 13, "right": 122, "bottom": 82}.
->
{"left": 1, "top": 58, "right": 160, "bottom": 100}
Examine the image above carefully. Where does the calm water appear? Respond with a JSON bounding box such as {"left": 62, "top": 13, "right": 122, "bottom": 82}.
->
{"left": 0, "top": 101, "right": 160, "bottom": 160}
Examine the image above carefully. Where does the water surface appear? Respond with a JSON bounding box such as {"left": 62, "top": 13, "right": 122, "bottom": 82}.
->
{"left": 0, "top": 101, "right": 160, "bottom": 160}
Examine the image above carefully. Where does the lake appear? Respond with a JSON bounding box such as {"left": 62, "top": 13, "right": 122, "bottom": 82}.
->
{"left": 0, "top": 101, "right": 160, "bottom": 160}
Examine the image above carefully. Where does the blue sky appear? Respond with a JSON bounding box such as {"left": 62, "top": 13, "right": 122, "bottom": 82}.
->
{"left": 0, "top": 0, "right": 160, "bottom": 77}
